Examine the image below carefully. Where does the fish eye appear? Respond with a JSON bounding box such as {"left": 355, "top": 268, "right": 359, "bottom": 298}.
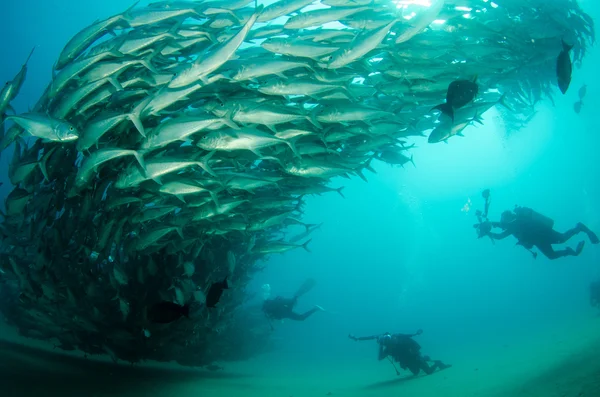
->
{"left": 69, "top": 127, "right": 74, "bottom": 131}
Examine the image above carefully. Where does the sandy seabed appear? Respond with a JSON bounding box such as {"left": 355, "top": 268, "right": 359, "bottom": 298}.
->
{"left": 1, "top": 317, "right": 599, "bottom": 397}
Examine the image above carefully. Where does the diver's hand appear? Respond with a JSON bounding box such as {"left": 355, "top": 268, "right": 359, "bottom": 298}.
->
{"left": 348, "top": 334, "right": 358, "bottom": 341}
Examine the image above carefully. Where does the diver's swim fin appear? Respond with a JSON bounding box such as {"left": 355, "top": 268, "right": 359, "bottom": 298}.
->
{"left": 294, "top": 278, "right": 317, "bottom": 299}
{"left": 575, "top": 241, "right": 585, "bottom": 256}
{"left": 577, "top": 223, "right": 599, "bottom": 244}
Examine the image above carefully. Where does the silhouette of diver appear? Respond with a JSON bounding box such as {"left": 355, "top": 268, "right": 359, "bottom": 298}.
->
{"left": 474, "top": 190, "right": 599, "bottom": 260}
{"left": 348, "top": 330, "right": 451, "bottom": 376}
{"left": 262, "top": 278, "right": 323, "bottom": 323}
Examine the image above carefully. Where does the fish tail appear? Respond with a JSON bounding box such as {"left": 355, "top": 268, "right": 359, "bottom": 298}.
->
{"left": 302, "top": 239, "right": 312, "bottom": 253}
{"left": 39, "top": 146, "right": 58, "bottom": 182}
{"left": 336, "top": 186, "right": 346, "bottom": 199}
{"left": 107, "top": 76, "right": 123, "bottom": 91}
{"left": 133, "top": 151, "right": 147, "bottom": 173}
{"left": 222, "top": 111, "right": 240, "bottom": 130}
{"left": 122, "top": 0, "right": 140, "bottom": 19}
{"left": 307, "top": 112, "right": 321, "bottom": 129}
{"left": 287, "top": 140, "right": 302, "bottom": 159}
{"left": 562, "top": 39, "right": 574, "bottom": 52}
{"left": 140, "top": 54, "right": 159, "bottom": 75}
{"left": 199, "top": 150, "right": 218, "bottom": 177}
{"left": 127, "top": 113, "right": 146, "bottom": 138}
{"left": 498, "top": 93, "right": 512, "bottom": 112}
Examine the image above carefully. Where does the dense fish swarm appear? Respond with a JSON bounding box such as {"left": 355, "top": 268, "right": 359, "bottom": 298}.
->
{"left": 0, "top": 0, "right": 594, "bottom": 366}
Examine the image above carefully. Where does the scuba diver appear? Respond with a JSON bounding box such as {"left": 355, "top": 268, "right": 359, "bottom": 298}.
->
{"left": 473, "top": 189, "right": 599, "bottom": 260}
{"left": 262, "top": 278, "right": 324, "bottom": 323}
{"left": 590, "top": 280, "right": 600, "bottom": 310}
{"left": 348, "top": 329, "right": 452, "bottom": 376}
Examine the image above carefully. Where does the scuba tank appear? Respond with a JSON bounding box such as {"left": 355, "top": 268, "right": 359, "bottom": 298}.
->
{"left": 513, "top": 206, "right": 554, "bottom": 230}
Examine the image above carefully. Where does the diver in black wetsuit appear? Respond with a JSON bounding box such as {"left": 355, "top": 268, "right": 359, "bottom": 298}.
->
{"left": 474, "top": 190, "right": 599, "bottom": 260}
{"left": 262, "top": 278, "right": 324, "bottom": 322}
{"left": 484, "top": 207, "right": 598, "bottom": 260}
{"left": 590, "top": 280, "right": 600, "bottom": 310}
{"left": 348, "top": 330, "right": 451, "bottom": 376}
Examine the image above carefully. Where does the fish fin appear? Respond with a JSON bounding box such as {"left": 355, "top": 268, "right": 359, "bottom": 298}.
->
{"left": 432, "top": 103, "right": 454, "bottom": 121}
{"left": 355, "top": 169, "right": 368, "bottom": 183}
{"left": 562, "top": 39, "right": 574, "bottom": 52}
{"left": 198, "top": 150, "right": 217, "bottom": 177}
{"left": 122, "top": 0, "right": 140, "bottom": 18}
{"left": 335, "top": 186, "right": 345, "bottom": 199}
{"left": 209, "top": 190, "right": 221, "bottom": 208}
{"left": 175, "top": 227, "right": 184, "bottom": 240}
{"left": 23, "top": 46, "right": 36, "bottom": 66}
{"left": 301, "top": 239, "right": 312, "bottom": 253}
{"left": 175, "top": 195, "right": 186, "bottom": 204}
{"left": 497, "top": 93, "right": 512, "bottom": 112}
{"left": 127, "top": 113, "right": 146, "bottom": 138}
{"left": 285, "top": 140, "right": 301, "bottom": 159}
{"left": 39, "top": 146, "right": 58, "bottom": 182}
{"left": 307, "top": 113, "right": 321, "bottom": 129}
{"left": 133, "top": 151, "right": 147, "bottom": 174}
{"left": 264, "top": 124, "right": 278, "bottom": 134}
{"left": 7, "top": 105, "right": 16, "bottom": 115}
{"left": 139, "top": 55, "right": 160, "bottom": 75}
{"left": 222, "top": 111, "right": 240, "bottom": 130}
{"left": 107, "top": 77, "right": 123, "bottom": 91}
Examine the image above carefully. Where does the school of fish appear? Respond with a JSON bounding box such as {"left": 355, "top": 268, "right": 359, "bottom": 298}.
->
{"left": 0, "top": 0, "right": 594, "bottom": 366}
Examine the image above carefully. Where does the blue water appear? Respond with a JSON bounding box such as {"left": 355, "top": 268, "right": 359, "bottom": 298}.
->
{"left": 1, "top": 1, "right": 599, "bottom": 395}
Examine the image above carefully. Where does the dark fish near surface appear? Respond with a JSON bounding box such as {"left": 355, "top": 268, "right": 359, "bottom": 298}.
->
{"left": 147, "top": 301, "right": 190, "bottom": 323}
{"left": 556, "top": 40, "right": 573, "bottom": 95}
{"left": 574, "top": 101, "right": 582, "bottom": 114}
{"left": 206, "top": 277, "right": 229, "bottom": 308}
{"left": 432, "top": 79, "right": 478, "bottom": 121}
{"left": 578, "top": 84, "right": 587, "bottom": 100}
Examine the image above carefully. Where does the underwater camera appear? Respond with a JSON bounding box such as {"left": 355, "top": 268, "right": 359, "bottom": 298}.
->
{"left": 473, "top": 189, "right": 492, "bottom": 239}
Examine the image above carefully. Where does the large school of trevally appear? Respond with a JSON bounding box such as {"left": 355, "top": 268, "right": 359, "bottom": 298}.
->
{"left": 0, "top": 0, "right": 594, "bottom": 366}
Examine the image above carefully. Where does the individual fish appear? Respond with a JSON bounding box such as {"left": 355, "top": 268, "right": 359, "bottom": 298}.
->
{"left": 55, "top": 7, "right": 132, "bottom": 70}
{"left": 49, "top": 50, "right": 123, "bottom": 99}
{"left": 394, "top": 0, "right": 445, "bottom": 45}
{"left": 257, "top": 0, "right": 314, "bottom": 23}
{"left": 4, "top": 113, "right": 79, "bottom": 142}
{"left": 72, "top": 148, "right": 146, "bottom": 192}
{"left": 556, "top": 39, "right": 573, "bottom": 95}
{"left": 206, "top": 277, "right": 229, "bottom": 308}
{"left": 115, "top": 152, "right": 216, "bottom": 189}
{"left": 261, "top": 38, "right": 338, "bottom": 60}
{"left": 76, "top": 111, "right": 145, "bottom": 152}
{"left": 140, "top": 115, "right": 238, "bottom": 151}
{"left": 168, "top": 7, "right": 261, "bottom": 88}
{"left": 147, "top": 301, "right": 190, "bottom": 324}
{"left": 432, "top": 79, "right": 479, "bottom": 121}
{"left": 196, "top": 128, "right": 300, "bottom": 158}
{"left": 324, "top": 19, "right": 398, "bottom": 70}
{"left": 574, "top": 84, "right": 586, "bottom": 114}
{"left": 252, "top": 239, "right": 311, "bottom": 255}
{"left": 284, "top": 6, "right": 368, "bottom": 30}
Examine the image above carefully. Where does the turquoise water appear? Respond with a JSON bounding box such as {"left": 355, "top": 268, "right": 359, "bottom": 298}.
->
{"left": 1, "top": 1, "right": 599, "bottom": 396}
